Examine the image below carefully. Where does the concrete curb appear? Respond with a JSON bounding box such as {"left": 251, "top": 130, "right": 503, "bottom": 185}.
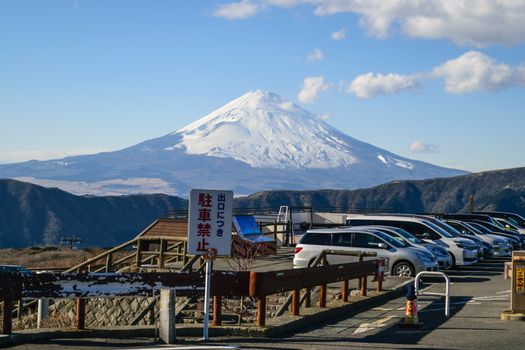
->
{"left": 0, "top": 280, "right": 413, "bottom": 347}
{"left": 500, "top": 310, "right": 525, "bottom": 321}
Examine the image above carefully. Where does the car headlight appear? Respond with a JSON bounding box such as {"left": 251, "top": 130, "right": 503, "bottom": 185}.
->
{"left": 456, "top": 242, "right": 475, "bottom": 250}
{"left": 416, "top": 251, "right": 435, "bottom": 263}
{"left": 427, "top": 246, "right": 447, "bottom": 257}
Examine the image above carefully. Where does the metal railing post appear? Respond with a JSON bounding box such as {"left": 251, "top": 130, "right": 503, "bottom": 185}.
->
{"left": 414, "top": 271, "right": 450, "bottom": 317}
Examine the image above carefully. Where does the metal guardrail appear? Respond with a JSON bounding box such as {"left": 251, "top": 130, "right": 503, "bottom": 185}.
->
{"left": 414, "top": 271, "right": 450, "bottom": 317}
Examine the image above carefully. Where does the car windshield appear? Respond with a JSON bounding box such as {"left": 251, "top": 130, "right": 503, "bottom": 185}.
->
{"left": 431, "top": 219, "right": 463, "bottom": 236}
{"left": 498, "top": 219, "right": 519, "bottom": 230}
{"left": 469, "top": 222, "right": 493, "bottom": 234}
{"left": 505, "top": 216, "right": 523, "bottom": 227}
{"left": 373, "top": 231, "right": 407, "bottom": 248}
{"left": 391, "top": 228, "right": 423, "bottom": 244}
{"left": 421, "top": 220, "right": 454, "bottom": 238}
{"left": 461, "top": 222, "right": 486, "bottom": 235}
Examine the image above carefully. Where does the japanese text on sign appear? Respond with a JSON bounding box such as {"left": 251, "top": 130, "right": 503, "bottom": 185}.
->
{"left": 188, "top": 189, "right": 233, "bottom": 256}
{"left": 516, "top": 267, "right": 525, "bottom": 293}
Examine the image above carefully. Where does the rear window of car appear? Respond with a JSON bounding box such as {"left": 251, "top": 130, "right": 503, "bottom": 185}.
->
{"left": 300, "top": 232, "right": 332, "bottom": 245}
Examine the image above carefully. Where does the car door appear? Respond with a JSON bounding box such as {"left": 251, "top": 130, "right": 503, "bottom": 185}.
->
{"left": 350, "top": 232, "right": 391, "bottom": 263}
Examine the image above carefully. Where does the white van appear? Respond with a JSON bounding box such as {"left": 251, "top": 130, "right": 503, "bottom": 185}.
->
{"left": 346, "top": 214, "right": 478, "bottom": 266}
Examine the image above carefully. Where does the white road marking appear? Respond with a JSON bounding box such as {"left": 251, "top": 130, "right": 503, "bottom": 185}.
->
{"left": 497, "top": 290, "right": 511, "bottom": 294}
{"left": 352, "top": 315, "right": 397, "bottom": 335}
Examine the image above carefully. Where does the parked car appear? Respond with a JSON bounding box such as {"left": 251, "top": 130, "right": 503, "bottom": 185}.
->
{"left": 0, "top": 265, "right": 34, "bottom": 276}
{"left": 293, "top": 228, "right": 438, "bottom": 277}
{"left": 356, "top": 225, "right": 453, "bottom": 269}
{"left": 473, "top": 211, "right": 525, "bottom": 229}
{"left": 467, "top": 221, "right": 522, "bottom": 250}
{"left": 468, "top": 220, "right": 525, "bottom": 246}
{"left": 346, "top": 214, "right": 478, "bottom": 267}
{"left": 444, "top": 220, "right": 511, "bottom": 257}
{"left": 419, "top": 215, "right": 485, "bottom": 258}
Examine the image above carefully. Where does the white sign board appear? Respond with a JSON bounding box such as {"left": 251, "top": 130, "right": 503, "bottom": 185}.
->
{"left": 188, "top": 189, "right": 233, "bottom": 256}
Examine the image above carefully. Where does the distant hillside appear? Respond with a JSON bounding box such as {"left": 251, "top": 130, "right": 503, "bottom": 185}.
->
{"left": 1, "top": 167, "right": 524, "bottom": 248}
{"left": 0, "top": 179, "right": 186, "bottom": 248}
{"left": 234, "top": 167, "right": 525, "bottom": 216}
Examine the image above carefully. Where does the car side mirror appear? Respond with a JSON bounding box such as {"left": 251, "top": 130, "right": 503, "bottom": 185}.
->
{"left": 378, "top": 242, "right": 389, "bottom": 249}
{"left": 462, "top": 230, "right": 468, "bottom": 235}
{"left": 422, "top": 233, "right": 431, "bottom": 239}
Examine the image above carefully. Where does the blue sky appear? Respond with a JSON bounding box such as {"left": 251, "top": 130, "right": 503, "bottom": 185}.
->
{"left": 1, "top": 0, "right": 524, "bottom": 172}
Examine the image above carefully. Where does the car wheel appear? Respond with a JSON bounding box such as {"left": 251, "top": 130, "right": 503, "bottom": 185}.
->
{"left": 392, "top": 261, "right": 415, "bottom": 277}
{"left": 448, "top": 252, "right": 456, "bottom": 268}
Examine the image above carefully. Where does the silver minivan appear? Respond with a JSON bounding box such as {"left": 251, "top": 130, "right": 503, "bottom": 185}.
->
{"left": 293, "top": 228, "right": 438, "bottom": 277}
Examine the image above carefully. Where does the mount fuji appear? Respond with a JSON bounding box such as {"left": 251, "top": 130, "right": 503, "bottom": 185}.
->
{"left": 0, "top": 90, "right": 466, "bottom": 196}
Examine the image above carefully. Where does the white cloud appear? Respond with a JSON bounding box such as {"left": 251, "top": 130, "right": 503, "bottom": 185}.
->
{"left": 409, "top": 141, "right": 440, "bottom": 154}
{"left": 213, "top": 0, "right": 261, "bottom": 20}
{"left": 331, "top": 28, "right": 346, "bottom": 40}
{"left": 215, "top": 0, "right": 525, "bottom": 47}
{"left": 0, "top": 149, "right": 107, "bottom": 164}
{"left": 348, "top": 73, "right": 421, "bottom": 98}
{"left": 312, "top": 0, "right": 525, "bottom": 47}
{"left": 432, "top": 51, "right": 525, "bottom": 94}
{"left": 298, "top": 76, "right": 329, "bottom": 103}
{"left": 306, "top": 48, "right": 324, "bottom": 62}
{"left": 347, "top": 51, "right": 525, "bottom": 98}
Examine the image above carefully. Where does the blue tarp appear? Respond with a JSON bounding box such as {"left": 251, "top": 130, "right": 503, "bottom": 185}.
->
{"left": 232, "top": 215, "right": 274, "bottom": 242}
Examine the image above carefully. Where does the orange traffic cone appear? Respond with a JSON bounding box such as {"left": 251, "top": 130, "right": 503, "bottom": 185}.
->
{"left": 400, "top": 284, "right": 421, "bottom": 328}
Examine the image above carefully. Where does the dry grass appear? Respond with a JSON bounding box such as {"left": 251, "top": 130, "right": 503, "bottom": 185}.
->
{"left": 0, "top": 247, "right": 106, "bottom": 269}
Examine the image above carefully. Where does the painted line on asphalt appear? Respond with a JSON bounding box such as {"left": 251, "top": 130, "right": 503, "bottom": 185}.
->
{"left": 352, "top": 315, "right": 398, "bottom": 335}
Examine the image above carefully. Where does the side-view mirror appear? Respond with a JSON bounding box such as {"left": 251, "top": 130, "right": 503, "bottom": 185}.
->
{"left": 378, "top": 242, "right": 389, "bottom": 249}
{"left": 461, "top": 230, "right": 468, "bottom": 235}
{"left": 422, "top": 233, "right": 431, "bottom": 239}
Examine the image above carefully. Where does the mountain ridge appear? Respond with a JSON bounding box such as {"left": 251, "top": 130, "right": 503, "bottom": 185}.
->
{"left": 1, "top": 167, "right": 523, "bottom": 248}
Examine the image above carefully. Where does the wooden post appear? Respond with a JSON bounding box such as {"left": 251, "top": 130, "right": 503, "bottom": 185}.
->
{"left": 105, "top": 253, "right": 112, "bottom": 272}
{"left": 320, "top": 284, "right": 327, "bottom": 308}
{"left": 469, "top": 194, "right": 475, "bottom": 213}
{"left": 342, "top": 280, "right": 349, "bottom": 302}
{"left": 76, "top": 298, "right": 86, "bottom": 330}
{"left": 305, "top": 287, "right": 311, "bottom": 307}
{"left": 159, "top": 239, "right": 166, "bottom": 268}
{"left": 360, "top": 277, "right": 367, "bottom": 297}
{"left": 2, "top": 299, "right": 13, "bottom": 334}
{"left": 257, "top": 296, "right": 266, "bottom": 327}
{"left": 135, "top": 239, "right": 142, "bottom": 268}
{"left": 17, "top": 300, "right": 22, "bottom": 319}
{"left": 292, "top": 290, "right": 300, "bottom": 316}
{"left": 377, "top": 280, "right": 382, "bottom": 292}
{"left": 273, "top": 222, "right": 277, "bottom": 242}
{"left": 183, "top": 241, "right": 188, "bottom": 265}
{"left": 320, "top": 252, "right": 327, "bottom": 307}
{"left": 212, "top": 296, "right": 222, "bottom": 326}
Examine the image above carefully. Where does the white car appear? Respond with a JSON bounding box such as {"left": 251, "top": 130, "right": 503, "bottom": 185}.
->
{"left": 358, "top": 225, "right": 453, "bottom": 269}
{"left": 293, "top": 227, "right": 438, "bottom": 277}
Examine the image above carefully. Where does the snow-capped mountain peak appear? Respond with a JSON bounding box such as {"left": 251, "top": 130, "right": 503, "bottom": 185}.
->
{"left": 166, "top": 90, "right": 358, "bottom": 169}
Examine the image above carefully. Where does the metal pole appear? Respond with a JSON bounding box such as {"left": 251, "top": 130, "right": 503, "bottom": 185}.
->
{"left": 203, "top": 258, "right": 212, "bottom": 340}
{"left": 37, "top": 298, "right": 50, "bottom": 329}
{"left": 414, "top": 271, "right": 450, "bottom": 318}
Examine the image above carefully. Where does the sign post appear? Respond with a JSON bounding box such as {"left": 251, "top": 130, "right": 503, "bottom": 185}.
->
{"left": 187, "top": 189, "right": 233, "bottom": 341}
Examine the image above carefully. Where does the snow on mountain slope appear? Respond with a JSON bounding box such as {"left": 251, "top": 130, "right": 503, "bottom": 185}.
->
{"left": 165, "top": 90, "right": 359, "bottom": 169}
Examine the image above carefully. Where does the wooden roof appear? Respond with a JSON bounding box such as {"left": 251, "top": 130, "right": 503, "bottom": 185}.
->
{"left": 138, "top": 218, "right": 188, "bottom": 239}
